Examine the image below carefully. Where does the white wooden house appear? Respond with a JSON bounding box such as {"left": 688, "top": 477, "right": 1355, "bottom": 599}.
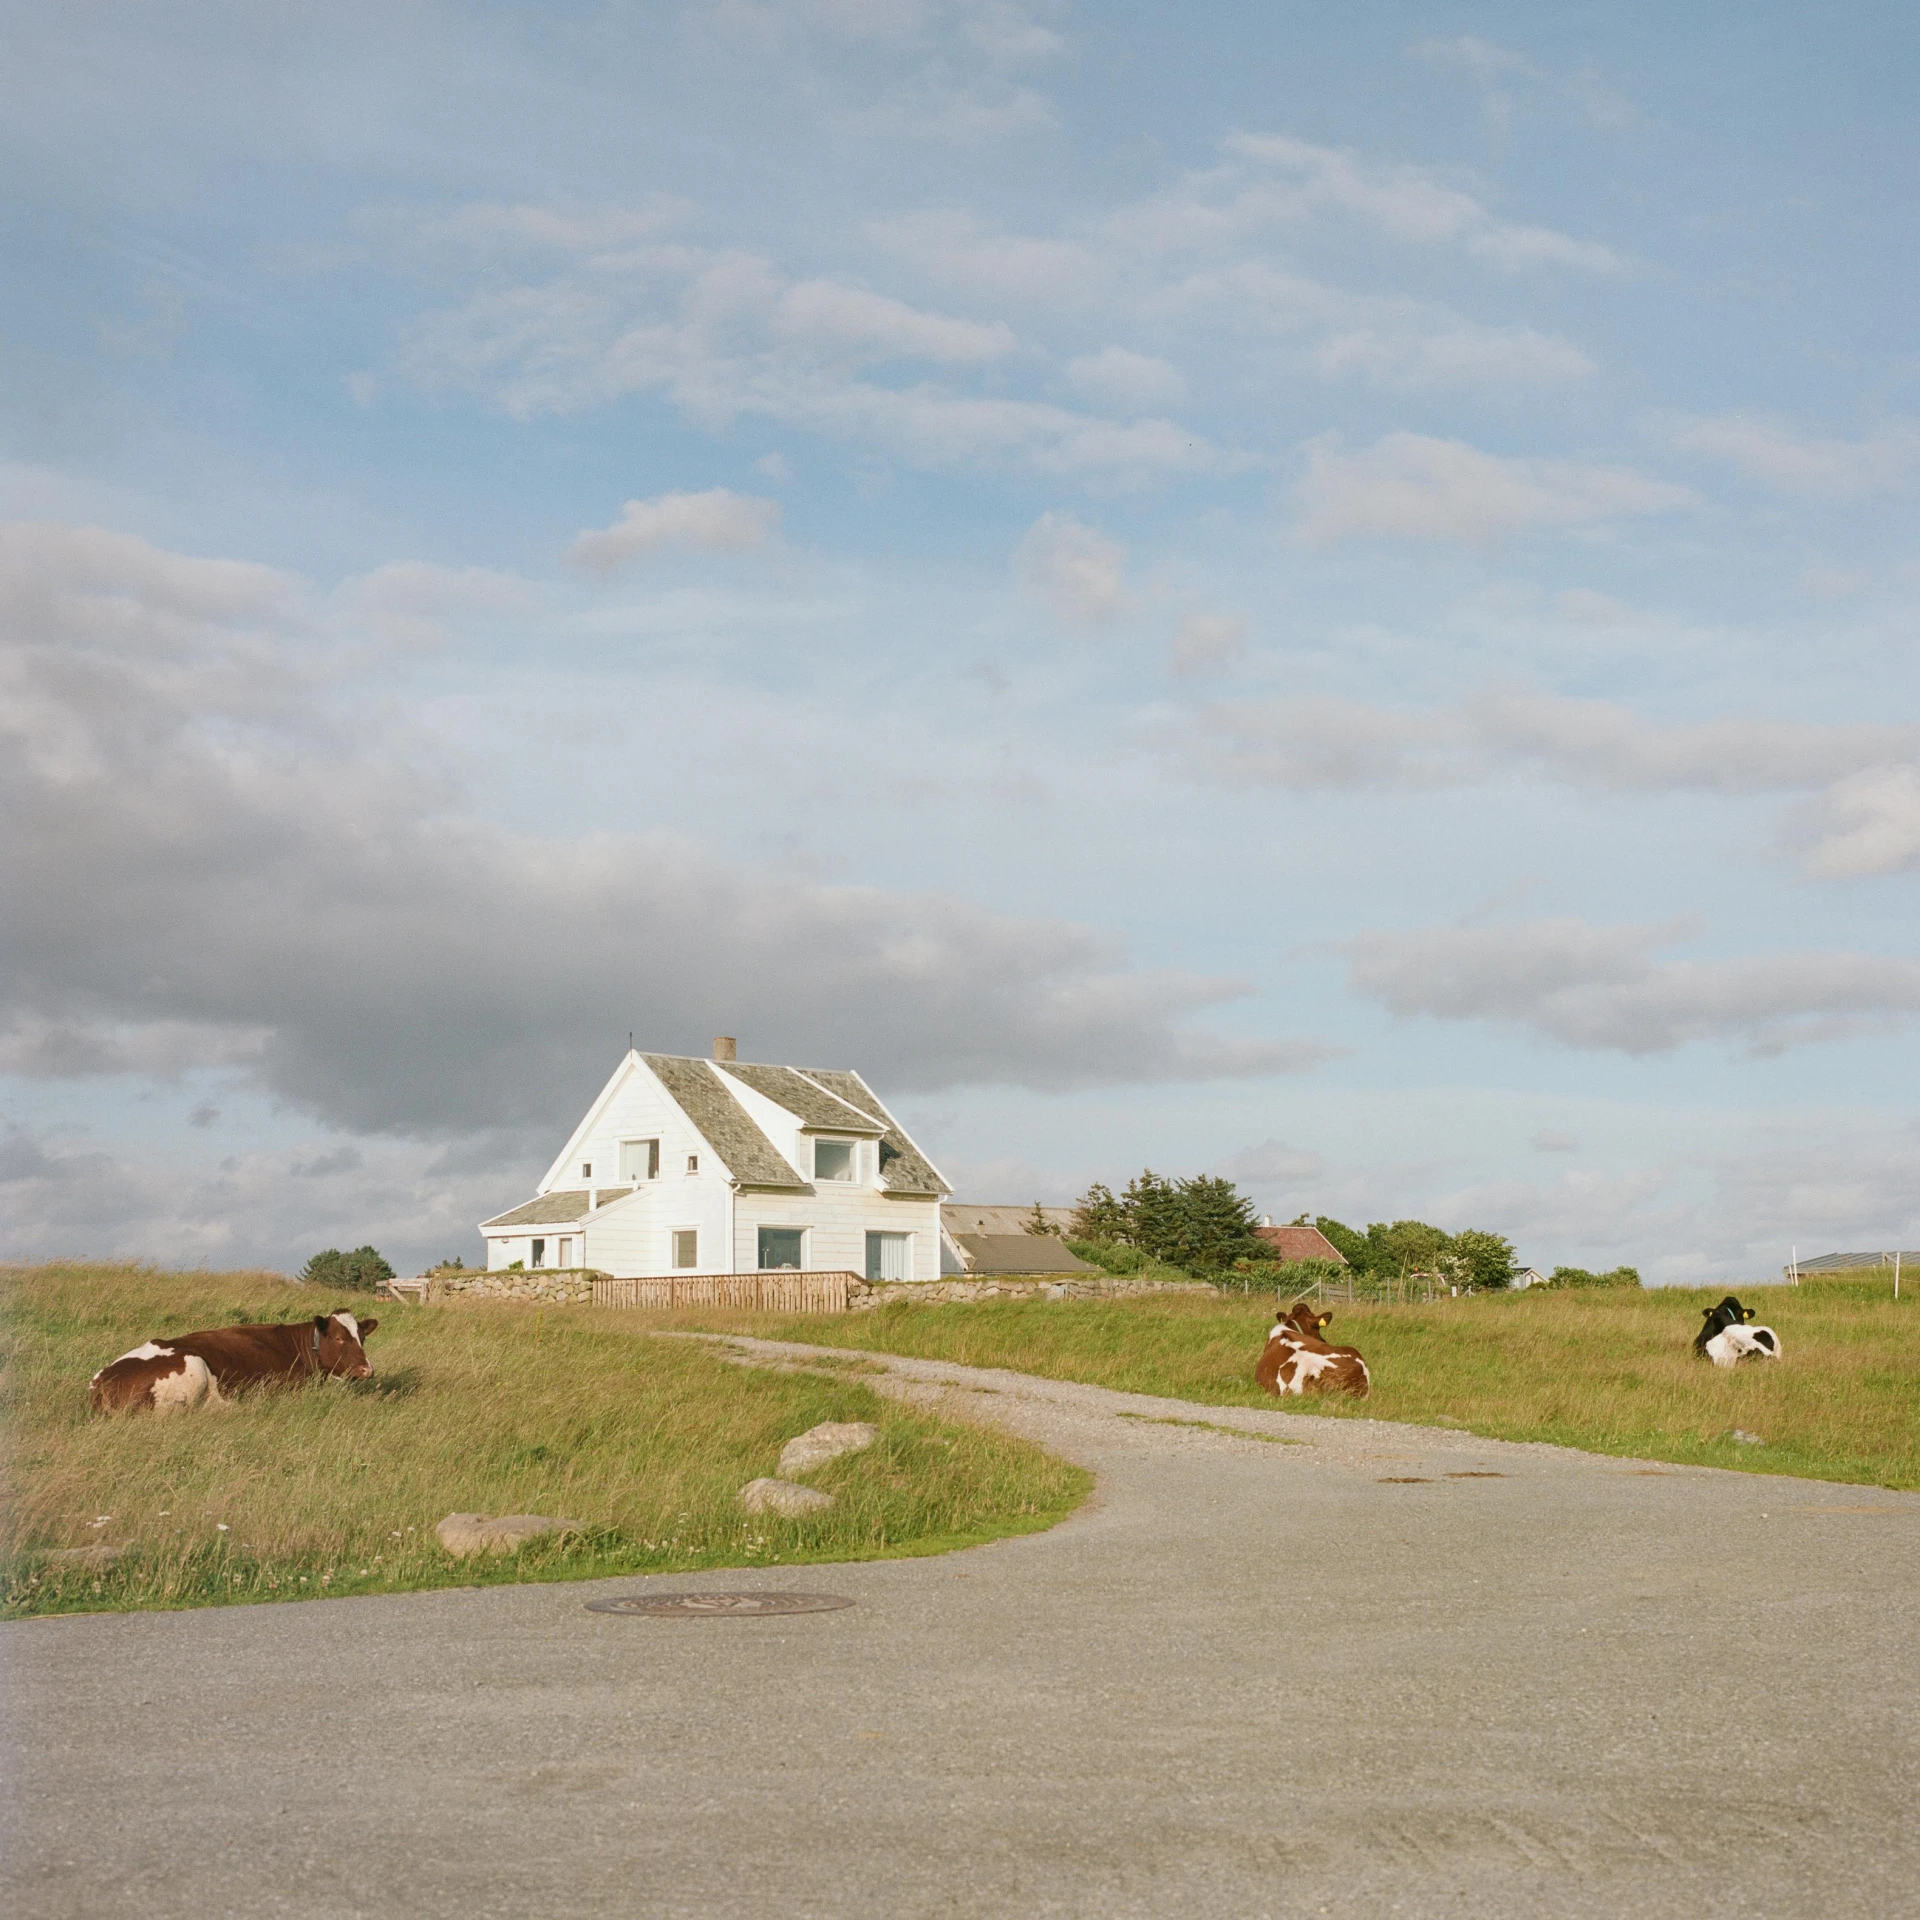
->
{"left": 479, "top": 1041, "right": 950, "bottom": 1282}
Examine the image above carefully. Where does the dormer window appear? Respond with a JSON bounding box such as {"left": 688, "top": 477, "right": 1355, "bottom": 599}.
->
{"left": 813, "top": 1139, "right": 855, "bottom": 1182}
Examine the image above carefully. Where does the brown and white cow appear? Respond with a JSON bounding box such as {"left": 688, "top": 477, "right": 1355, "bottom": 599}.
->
{"left": 1254, "top": 1301, "right": 1370, "bottom": 1398}
{"left": 89, "top": 1312, "right": 377, "bottom": 1413}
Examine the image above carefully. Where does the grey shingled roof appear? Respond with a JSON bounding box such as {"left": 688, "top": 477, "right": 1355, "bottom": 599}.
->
{"left": 944, "top": 1204, "right": 1076, "bottom": 1236}
{"left": 799, "top": 1069, "right": 949, "bottom": 1197}
{"left": 643, "top": 1054, "right": 807, "bottom": 1190}
{"left": 483, "top": 1191, "right": 593, "bottom": 1229}
{"left": 715, "top": 1061, "right": 882, "bottom": 1134}
{"left": 953, "top": 1234, "right": 1096, "bottom": 1276}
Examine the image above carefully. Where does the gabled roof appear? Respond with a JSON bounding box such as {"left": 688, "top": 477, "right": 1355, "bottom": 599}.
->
{"left": 482, "top": 1188, "right": 635, "bottom": 1230}
{"left": 1254, "top": 1225, "right": 1347, "bottom": 1265}
{"left": 945, "top": 1203, "right": 1076, "bottom": 1235}
{"left": 642, "top": 1054, "right": 809, "bottom": 1191}
{"left": 798, "top": 1068, "right": 949, "bottom": 1197}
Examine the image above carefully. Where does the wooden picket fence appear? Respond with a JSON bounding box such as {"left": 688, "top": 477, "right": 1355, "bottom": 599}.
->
{"left": 589, "top": 1270, "right": 857, "bottom": 1313}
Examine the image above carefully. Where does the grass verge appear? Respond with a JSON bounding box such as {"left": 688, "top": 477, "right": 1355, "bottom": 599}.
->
{"left": 0, "top": 1263, "right": 1088, "bottom": 1619}
{"left": 648, "top": 1281, "right": 1920, "bottom": 1490}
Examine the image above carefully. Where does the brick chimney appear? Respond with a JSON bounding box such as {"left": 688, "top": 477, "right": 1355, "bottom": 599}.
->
{"left": 713, "top": 1035, "right": 737, "bottom": 1062}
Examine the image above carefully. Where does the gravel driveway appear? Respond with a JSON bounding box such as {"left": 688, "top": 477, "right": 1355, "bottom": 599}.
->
{"left": 5, "top": 1334, "right": 1917, "bottom": 1919}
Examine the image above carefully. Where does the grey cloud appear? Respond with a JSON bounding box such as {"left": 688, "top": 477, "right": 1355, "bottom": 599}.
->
{"left": 1183, "top": 690, "right": 1920, "bottom": 876}
{"left": 1528, "top": 1130, "right": 1580, "bottom": 1153}
{"left": 1214, "top": 1137, "right": 1326, "bottom": 1185}
{"left": 1, "top": 520, "right": 1325, "bottom": 1144}
{"left": 1345, "top": 917, "right": 1920, "bottom": 1056}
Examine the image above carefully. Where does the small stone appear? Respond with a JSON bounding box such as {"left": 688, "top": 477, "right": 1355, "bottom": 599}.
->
{"left": 435, "top": 1512, "right": 583, "bottom": 1556}
{"left": 739, "top": 1478, "right": 836, "bottom": 1517}
{"left": 777, "top": 1421, "right": 880, "bottom": 1478}
{"left": 1731, "top": 1430, "right": 1766, "bottom": 1447}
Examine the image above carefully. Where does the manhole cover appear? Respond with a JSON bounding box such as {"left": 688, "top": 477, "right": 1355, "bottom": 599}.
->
{"left": 585, "top": 1591, "right": 856, "bottom": 1618}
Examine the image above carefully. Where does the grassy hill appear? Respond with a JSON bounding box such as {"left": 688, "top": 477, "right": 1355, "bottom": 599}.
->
{"left": 1, "top": 1262, "right": 1087, "bottom": 1619}
{"left": 723, "top": 1279, "right": 1919, "bottom": 1490}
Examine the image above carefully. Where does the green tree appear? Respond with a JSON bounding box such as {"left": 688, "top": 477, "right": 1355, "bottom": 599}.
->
{"left": 1547, "top": 1264, "right": 1642, "bottom": 1290}
{"left": 1069, "top": 1181, "right": 1128, "bottom": 1243}
{"left": 1025, "top": 1201, "right": 1063, "bottom": 1238}
{"left": 1367, "top": 1219, "right": 1450, "bottom": 1281}
{"left": 1447, "top": 1229, "right": 1518, "bottom": 1292}
{"left": 1313, "top": 1215, "right": 1371, "bottom": 1272}
{"left": 300, "top": 1245, "right": 394, "bottom": 1292}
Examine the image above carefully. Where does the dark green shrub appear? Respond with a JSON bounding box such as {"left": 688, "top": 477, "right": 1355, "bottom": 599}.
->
{"left": 1546, "top": 1264, "right": 1642, "bottom": 1290}
{"left": 299, "top": 1245, "right": 395, "bottom": 1292}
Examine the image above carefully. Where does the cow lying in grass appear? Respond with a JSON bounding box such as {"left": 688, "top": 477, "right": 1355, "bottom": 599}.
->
{"left": 89, "top": 1311, "right": 377, "bottom": 1413}
{"left": 1693, "top": 1295, "right": 1782, "bottom": 1369}
{"left": 1255, "top": 1301, "right": 1370, "bottom": 1398}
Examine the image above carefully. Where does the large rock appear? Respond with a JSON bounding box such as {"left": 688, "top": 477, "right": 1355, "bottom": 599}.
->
{"left": 435, "top": 1512, "right": 583, "bottom": 1557}
{"left": 777, "top": 1420, "right": 879, "bottom": 1479}
{"left": 738, "top": 1478, "right": 836, "bottom": 1517}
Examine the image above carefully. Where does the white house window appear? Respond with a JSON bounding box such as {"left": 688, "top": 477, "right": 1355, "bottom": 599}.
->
{"left": 530, "top": 1238, "right": 547, "bottom": 1268}
{"left": 813, "top": 1138, "right": 855, "bottom": 1182}
{"left": 866, "top": 1231, "right": 911, "bottom": 1282}
{"left": 619, "top": 1139, "right": 660, "bottom": 1182}
{"left": 557, "top": 1237, "right": 573, "bottom": 1267}
{"left": 580, "top": 1162, "right": 592, "bottom": 1179}
{"left": 673, "top": 1229, "right": 698, "bottom": 1269}
{"left": 686, "top": 1153, "right": 699, "bottom": 1175}
{"left": 758, "top": 1227, "right": 804, "bottom": 1271}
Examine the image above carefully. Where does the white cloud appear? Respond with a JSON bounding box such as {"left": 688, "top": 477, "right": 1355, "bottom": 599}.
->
{"left": 1125, "top": 132, "right": 1626, "bottom": 274}
{"left": 1293, "top": 433, "right": 1696, "bottom": 545}
{"left": 1185, "top": 688, "right": 1920, "bottom": 799}
{"left": 1168, "top": 612, "right": 1246, "bottom": 677}
{"left": 1065, "top": 345, "right": 1186, "bottom": 412}
{"left": 1015, "top": 513, "right": 1128, "bottom": 624}
{"left": 0, "top": 519, "right": 1322, "bottom": 1142}
{"left": 773, "top": 278, "right": 1016, "bottom": 362}
{"left": 1344, "top": 917, "right": 1920, "bottom": 1056}
{"left": 391, "top": 225, "right": 1221, "bottom": 479}
{"left": 1798, "top": 765, "right": 1920, "bottom": 879}
{"left": 1670, "top": 413, "right": 1920, "bottom": 499}
{"left": 566, "top": 490, "right": 782, "bottom": 572}
{"left": 334, "top": 562, "right": 538, "bottom": 649}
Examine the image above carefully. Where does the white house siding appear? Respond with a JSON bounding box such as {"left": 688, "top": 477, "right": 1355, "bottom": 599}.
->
{"left": 734, "top": 1189, "right": 942, "bottom": 1281}
{"left": 544, "top": 1063, "right": 714, "bottom": 1197}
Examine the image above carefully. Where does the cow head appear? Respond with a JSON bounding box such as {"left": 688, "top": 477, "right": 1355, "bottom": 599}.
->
{"left": 313, "top": 1312, "right": 377, "bottom": 1379}
{"left": 1283, "top": 1301, "right": 1333, "bottom": 1339}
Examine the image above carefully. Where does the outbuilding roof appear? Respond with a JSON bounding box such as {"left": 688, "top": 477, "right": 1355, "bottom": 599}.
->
{"left": 1253, "top": 1225, "right": 1347, "bottom": 1265}
{"left": 951, "top": 1233, "right": 1096, "bottom": 1276}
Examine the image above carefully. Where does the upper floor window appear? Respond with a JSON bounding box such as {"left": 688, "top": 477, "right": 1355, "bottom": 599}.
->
{"left": 619, "top": 1138, "right": 660, "bottom": 1183}
{"left": 686, "top": 1153, "right": 699, "bottom": 1175}
{"left": 813, "top": 1138, "right": 855, "bottom": 1182}
{"left": 580, "top": 1162, "right": 592, "bottom": 1180}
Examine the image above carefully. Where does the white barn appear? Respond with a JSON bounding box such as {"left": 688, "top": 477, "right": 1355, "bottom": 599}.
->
{"left": 478, "top": 1041, "right": 950, "bottom": 1282}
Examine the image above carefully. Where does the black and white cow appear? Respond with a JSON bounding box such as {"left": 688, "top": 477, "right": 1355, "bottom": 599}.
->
{"left": 1694, "top": 1295, "right": 1782, "bottom": 1369}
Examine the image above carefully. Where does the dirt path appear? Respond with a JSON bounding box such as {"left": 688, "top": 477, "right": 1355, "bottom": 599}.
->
{"left": 5, "top": 1336, "right": 1918, "bottom": 1919}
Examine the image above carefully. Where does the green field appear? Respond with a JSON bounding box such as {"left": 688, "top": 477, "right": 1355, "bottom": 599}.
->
{"left": 0, "top": 1264, "right": 1088, "bottom": 1619}
{"left": 699, "top": 1279, "right": 1918, "bottom": 1490}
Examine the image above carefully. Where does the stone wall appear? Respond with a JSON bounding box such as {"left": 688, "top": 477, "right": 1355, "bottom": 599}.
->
{"left": 420, "top": 1269, "right": 599, "bottom": 1306}
{"left": 848, "top": 1275, "right": 1217, "bottom": 1310}
{"left": 404, "top": 1270, "right": 1219, "bottom": 1311}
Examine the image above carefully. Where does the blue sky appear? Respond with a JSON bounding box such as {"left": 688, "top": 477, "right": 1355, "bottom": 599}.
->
{"left": 4, "top": 1, "right": 1917, "bottom": 1281}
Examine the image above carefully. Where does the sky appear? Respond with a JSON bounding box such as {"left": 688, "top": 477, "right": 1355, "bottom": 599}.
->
{"left": 4, "top": 0, "right": 1917, "bottom": 1284}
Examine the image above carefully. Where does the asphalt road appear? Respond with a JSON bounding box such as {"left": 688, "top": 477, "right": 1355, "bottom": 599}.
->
{"left": 5, "top": 1337, "right": 1918, "bottom": 1919}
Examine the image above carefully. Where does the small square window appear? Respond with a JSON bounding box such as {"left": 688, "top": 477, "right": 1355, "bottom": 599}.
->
{"left": 673, "top": 1229, "right": 698, "bottom": 1269}
{"left": 580, "top": 1162, "right": 592, "bottom": 1179}
{"left": 758, "top": 1227, "right": 804, "bottom": 1271}
{"left": 686, "top": 1153, "right": 699, "bottom": 1175}
{"left": 813, "top": 1139, "right": 855, "bottom": 1181}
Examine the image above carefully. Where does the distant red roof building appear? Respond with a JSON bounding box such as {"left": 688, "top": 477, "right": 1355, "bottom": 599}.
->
{"left": 1254, "top": 1225, "right": 1347, "bottom": 1265}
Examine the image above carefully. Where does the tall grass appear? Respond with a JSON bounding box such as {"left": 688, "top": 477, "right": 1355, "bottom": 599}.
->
{"left": 708, "top": 1281, "right": 1920, "bottom": 1489}
{"left": 0, "top": 1264, "right": 1087, "bottom": 1618}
